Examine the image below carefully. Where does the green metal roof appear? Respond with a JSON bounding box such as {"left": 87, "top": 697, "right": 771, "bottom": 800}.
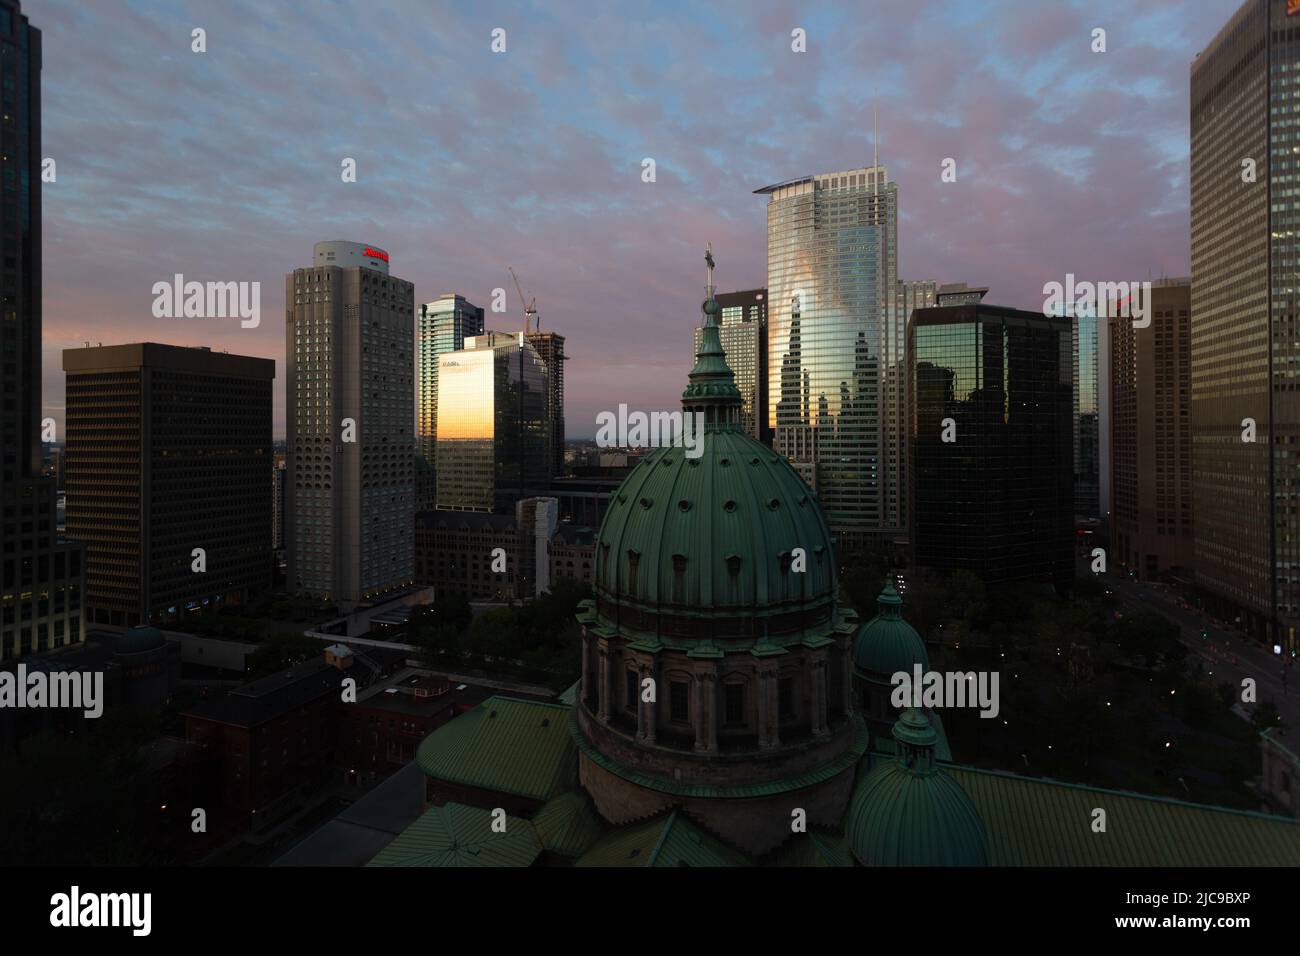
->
{"left": 853, "top": 584, "right": 929, "bottom": 681}
{"left": 949, "top": 765, "right": 1300, "bottom": 866}
{"left": 847, "top": 711, "right": 990, "bottom": 867}
{"left": 768, "top": 830, "right": 854, "bottom": 867}
{"left": 575, "top": 809, "right": 750, "bottom": 867}
{"left": 531, "top": 791, "right": 604, "bottom": 858}
{"left": 570, "top": 707, "right": 870, "bottom": 799}
{"left": 366, "top": 803, "right": 542, "bottom": 867}
{"left": 416, "top": 696, "right": 576, "bottom": 803}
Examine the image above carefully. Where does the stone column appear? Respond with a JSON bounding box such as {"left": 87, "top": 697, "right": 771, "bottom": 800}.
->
{"left": 637, "top": 656, "right": 657, "bottom": 744}
{"left": 811, "top": 652, "right": 829, "bottom": 737}
{"left": 597, "top": 642, "right": 611, "bottom": 722}
{"left": 693, "top": 666, "right": 717, "bottom": 753}
{"left": 757, "top": 667, "right": 779, "bottom": 749}
{"left": 580, "top": 626, "right": 592, "bottom": 707}
{"left": 841, "top": 639, "right": 855, "bottom": 716}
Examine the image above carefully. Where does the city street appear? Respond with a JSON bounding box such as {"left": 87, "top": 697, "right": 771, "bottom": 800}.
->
{"left": 1099, "top": 571, "right": 1299, "bottom": 731}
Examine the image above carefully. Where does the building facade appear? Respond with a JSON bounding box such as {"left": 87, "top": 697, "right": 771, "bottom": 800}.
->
{"left": 63, "top": 344, "right": 275, "bottom": 627}
{"left": 909, "top": 304, "right": 1074, "bottom": 587}
{"left": 0, "top": 0, "right": 85, "bottom": 662}
{"left": 435, "top": 331, "right": 549, "bottom": 513}
{"left": 286, "top": 241, "right": 415, "bottom": 608}
{"left": 694, "top": 289, "right": 768, "bottom": 444}
{"left": 417, "top": 295, "right": 484, "bottom": 509}
{"left": 526, "top": 330, "right": 566, "bottom": 479}
{"left": 757, "top": 166, "right": 900, "bottom": 553}
{"left": 1190, "top": 0, "right": 1300, "bottom": 646}
{"left": 1110, "top": 279, "right": 1193, "bottom": 579}
{"left": 415, "top": 509, "right": 517, "bottom": 601}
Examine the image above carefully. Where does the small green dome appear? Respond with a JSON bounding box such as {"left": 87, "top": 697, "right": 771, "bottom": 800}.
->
{"left": 853, "top": 584, "right": 928, "bottom": 680}
{"left": 845, "top": 709, "right": 989, "bottom": 867}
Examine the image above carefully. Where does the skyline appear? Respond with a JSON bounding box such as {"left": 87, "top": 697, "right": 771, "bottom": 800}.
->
{"left": 33, "top": 0, "right": 1226, "bottom": 437}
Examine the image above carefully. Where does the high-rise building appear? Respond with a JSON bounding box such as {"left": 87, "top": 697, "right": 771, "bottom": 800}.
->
{"left": 1190, "top": 0, "right": 1300, "bottom": 646}
{"left": 436, "top": 330, "right": 549, "bottom": 513}
{"left": 62, "top": 344, "right": 275, "bottom": 627}
{"left": 1110, "top": 279, "right": 1193, "bottom": 579}
{"left": 909, "top": 303, "right": 1074, "bottom": 587}
{"left": 526, "top": 330, "right": 566, "bottom": 477}
{"left": 416, "top": 294, "right": 483, "bottom": 508}
{"left": 286, "top": 241, "right": 415, "bottom": 608}
{"left": 694, "top": 289, "right": 768, "bottom": 444}
{"left": 0, "top": 1, "right": 85, "bottom": 662}
{"left": 757, "top": 165, "right": 899, "bottom": 553}
{"left": 1073, "top": 308, "right": 1102, "bottom": 521}
{"left": 272, "top": 455, "right": 286, "bottom": 553}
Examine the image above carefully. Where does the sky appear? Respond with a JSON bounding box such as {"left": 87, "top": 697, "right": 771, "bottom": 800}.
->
{"left": 30, "top": 0, "right": 1243, "bottom": 438}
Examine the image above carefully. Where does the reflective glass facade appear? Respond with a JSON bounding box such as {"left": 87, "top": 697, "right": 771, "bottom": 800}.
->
{"left": 0, "top": 2, "right": 85, "bottom": 661}
{"left": 436, "top": 332, "right": 549, "bottom": 513}
{"left": 417, "top": 294, "right": 484, "bottom": 480}
{"left": 1190, "top": 0, "right": 1300, "bottom": 644}
{"left": 758, "top": 168, "right": 898, "bottom": 544}
{"left": 909, "top": 305, "right": 1074, "bottom": 586}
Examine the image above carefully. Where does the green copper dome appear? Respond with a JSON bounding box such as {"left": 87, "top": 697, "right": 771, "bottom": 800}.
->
{"left": 853, "top": 584, "right": 928, "bottom": 681}
{"left": 845, "top": 709, "right": 990, "bottom": 867}
{"left": 593, "top": 279, "right": 837, "bottom": 629}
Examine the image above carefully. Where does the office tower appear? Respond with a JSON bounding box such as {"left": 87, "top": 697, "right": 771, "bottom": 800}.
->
{"left": 694, "top": 289, "right": 768, "bottom": 444}
{"left": 909, "top": 303, "right": 1074, "bottom": 587}
{"left": 525, "top": 330, "right": 566, "bottom": 477}
{"left": 436, "top": 330, "right": 549, "bottom": 513}
{"left": 416, "top": 294, "right": 484, "bottom": 508}
{"left": 272, "top": 455, "right": 286, "bottom": 552}
{"left": 1073, "top": 308, "right": 1101, "bottom": 521}
{"left": 1110, "top": 279, "right": 1193, "bottom": 579}
{"left": 1191, "top": 0, "right": 1300, "bottom": 646}
{"left": 62, "top": 344, "right": 274, "bottom": 627}
{"left": 0, "top": 1, "right": 85, "bottom": 662}
{"left": 757, "top": 164, "right": 899, "bottom": 553}
{"left": 286, "top": 241, "right": 415, "bottom": 608}
{"left": 935, "top": 283, "right": 989, "bottom": 307}
{"left": 515, "top": 496, "right": 559, "bottom": 599}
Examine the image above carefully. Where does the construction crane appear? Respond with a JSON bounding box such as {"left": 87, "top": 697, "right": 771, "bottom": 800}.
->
{"left": 507, "top": 266, "right": 539, "bottom": 333}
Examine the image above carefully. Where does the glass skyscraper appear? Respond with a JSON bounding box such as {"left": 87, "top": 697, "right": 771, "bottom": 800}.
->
{"left": 417, "top": 294, "right": 484, "bottom": 478}
{"left": 1190, "top": 0, "right": 1300, "bottom": 646}
{"left": 909, "top": 304, "right": 1074, "bottom": 587}
{"left": 757, "top": 166, "right": 898, "bottom": 552}
{"left": 436, "top": 331, "right": 549, "bottom": 513}
{"left": 0, "top": 0, "right": 85, "bottom": 661}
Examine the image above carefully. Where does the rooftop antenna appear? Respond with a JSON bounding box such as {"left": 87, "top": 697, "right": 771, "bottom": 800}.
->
{"left": 872, "top": 100, "right": 878, "bottom": 174}
{"left": 705, "top": 242, "right": 715, "bottom": 301}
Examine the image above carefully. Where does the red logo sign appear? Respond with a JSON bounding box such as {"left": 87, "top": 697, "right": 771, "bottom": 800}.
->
{"left": 363, "top": 246, "right": 389, "bottom": 262}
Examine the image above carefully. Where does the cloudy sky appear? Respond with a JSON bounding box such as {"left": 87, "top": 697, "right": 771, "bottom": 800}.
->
{"left": 31, "top": 0, "right": 1239, "bottom": 437}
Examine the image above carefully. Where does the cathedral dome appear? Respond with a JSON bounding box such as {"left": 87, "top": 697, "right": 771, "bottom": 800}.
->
{"left": 572, "top": 247, "right": 866, "bottom": 857}
{"left": 845, "top": 709, "right": 989, "bottom": 866}
{"left": 853, "top": 584, "right": 928, "bottom": 682}
{"left": 593, "top": 433, "right": 837, "bottom": 631}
